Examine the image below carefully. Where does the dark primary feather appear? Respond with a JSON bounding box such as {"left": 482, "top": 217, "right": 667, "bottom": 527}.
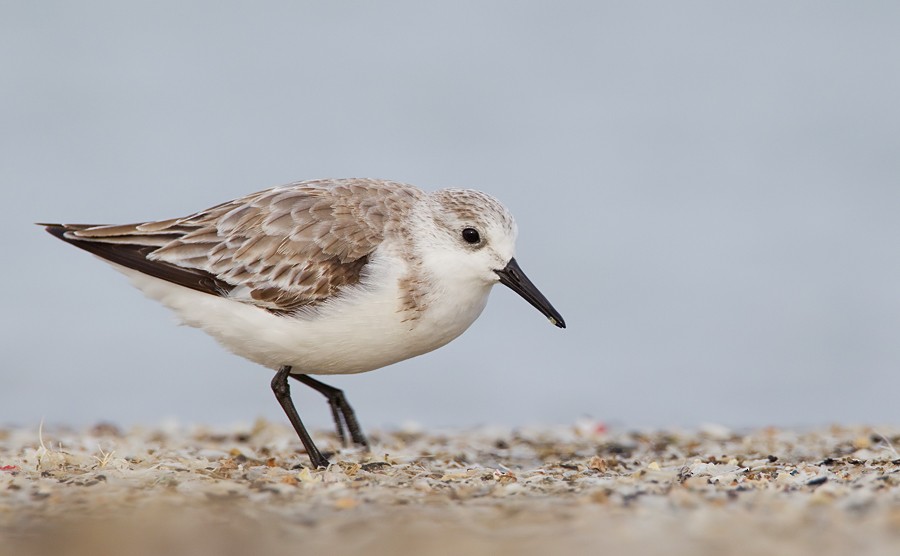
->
{"left": 42, "top": 224, "right": 235, "bottom": 297}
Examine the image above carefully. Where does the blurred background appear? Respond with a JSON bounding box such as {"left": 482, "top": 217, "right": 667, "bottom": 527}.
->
{"left": 2, "top": 1, "right": 899, "bottom": 432}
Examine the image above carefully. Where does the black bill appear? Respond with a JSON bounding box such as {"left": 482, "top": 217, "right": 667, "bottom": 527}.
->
{"left": 495, "top": 257, "right": 566, "bottom": 328}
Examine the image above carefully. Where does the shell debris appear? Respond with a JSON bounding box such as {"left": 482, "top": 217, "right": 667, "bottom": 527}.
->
{"left": 1, "top": 421, "right": 899, "bottom": 556}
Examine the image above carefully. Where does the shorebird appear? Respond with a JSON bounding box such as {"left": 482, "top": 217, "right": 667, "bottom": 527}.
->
{"left": 42, "top": 178, "right": 565, "bottom": 467}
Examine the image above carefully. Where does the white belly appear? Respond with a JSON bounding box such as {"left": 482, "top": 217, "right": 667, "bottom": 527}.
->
{"left": 112, "top": 255, "right": 491, "bottom": 375}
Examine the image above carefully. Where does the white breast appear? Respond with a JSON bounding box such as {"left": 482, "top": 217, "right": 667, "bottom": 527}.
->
{"left": 111, "top": 248, "right": 492, "bottom": 375}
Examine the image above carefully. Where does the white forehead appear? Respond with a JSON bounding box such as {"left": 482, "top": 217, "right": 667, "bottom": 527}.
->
{"left": 429, "top": 188, "right": 517, "bottom": 238}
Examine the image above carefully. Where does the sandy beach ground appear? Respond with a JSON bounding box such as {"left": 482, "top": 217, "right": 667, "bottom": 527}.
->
{"left": 1, "top": 420, "right": 898, "bottom": 556}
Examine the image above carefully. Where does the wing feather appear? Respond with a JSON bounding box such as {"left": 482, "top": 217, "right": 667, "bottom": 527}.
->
{"left": 44, "top": 179, "right": 423, "bottom": 314}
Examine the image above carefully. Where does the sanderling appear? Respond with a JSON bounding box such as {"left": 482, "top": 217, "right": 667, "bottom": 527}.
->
{"left": 42, "top": 178, "right": 565, "bottom": 468}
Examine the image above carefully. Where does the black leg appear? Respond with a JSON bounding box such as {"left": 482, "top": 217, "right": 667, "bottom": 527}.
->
{"left": 292, "top": 374, "right": 369, "bottom": 449}
{"left": 270, "top": 365, "right": 329, "bottom": 469}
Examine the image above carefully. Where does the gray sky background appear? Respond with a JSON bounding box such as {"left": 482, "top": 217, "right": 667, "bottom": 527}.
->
{"left": 2, "top": 2, "right": 899, "bottom": 433}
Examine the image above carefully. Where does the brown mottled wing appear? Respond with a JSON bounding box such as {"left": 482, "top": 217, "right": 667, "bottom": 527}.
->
{"left": 46, "top": 179, "right": 422, "bottom": 313}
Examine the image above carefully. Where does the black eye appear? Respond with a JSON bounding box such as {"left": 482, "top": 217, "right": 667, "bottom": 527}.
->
{"left": 461, "top": 228, "right": 481, "bottom": 244}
